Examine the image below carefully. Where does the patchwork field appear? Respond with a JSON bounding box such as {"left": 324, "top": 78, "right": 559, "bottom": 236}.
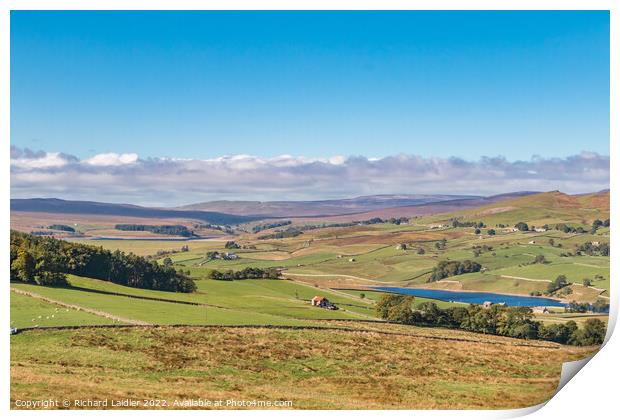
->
{"left": 10, "top": 191, "right": 610, "bottom": 409}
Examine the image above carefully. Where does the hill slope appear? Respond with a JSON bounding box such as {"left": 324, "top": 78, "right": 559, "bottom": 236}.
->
{"left": 436, "top": 191, "right": 610, "bottom": 226}
{"left": 10, "top": 198, "right": 259, "bottom": 225}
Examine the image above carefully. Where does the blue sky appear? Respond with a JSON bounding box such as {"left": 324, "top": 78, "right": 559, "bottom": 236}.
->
{"left": 11, "top": 10, "right": 609, "bottom": 161}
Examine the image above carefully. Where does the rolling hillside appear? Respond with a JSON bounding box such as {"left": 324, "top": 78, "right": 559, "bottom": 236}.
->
{"left": 11, "top": 198, "right": 260, "bottom": 225}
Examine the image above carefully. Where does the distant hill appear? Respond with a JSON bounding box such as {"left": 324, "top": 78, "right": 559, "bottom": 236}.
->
{"left": 177, "top": 194, "right": 485, "bottom": 217}
{"left": 290, "top": 191, "right": 540, "bottom": 222}
{"left": 10, "top": 193, "right": 543, "bottom": 226}
{"left": 438, "top": 191, "right": 610, "bottom": 225}
{"left": 10, "top": 198, "right": 259, "bottom": 225}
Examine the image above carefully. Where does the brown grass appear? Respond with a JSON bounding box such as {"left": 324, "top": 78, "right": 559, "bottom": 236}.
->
{"left": 11, "top": 325, "right": 597, "bottom": 410}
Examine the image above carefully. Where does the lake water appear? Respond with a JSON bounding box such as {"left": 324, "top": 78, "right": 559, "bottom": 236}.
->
{"left": 371, "top": 287, "right": 566, "bottom": 308}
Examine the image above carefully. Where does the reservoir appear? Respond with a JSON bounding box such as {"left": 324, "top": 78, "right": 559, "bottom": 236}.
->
{"left": 371, "top": 287, "right": 566, "bottom": 308}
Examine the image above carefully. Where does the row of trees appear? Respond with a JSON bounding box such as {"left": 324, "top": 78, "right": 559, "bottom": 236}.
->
{"left": 376, "top": 294, "right": 606, "bottom": 346}
{"left": 114, "top": 224, "right": 194, "bottom": 237}
{"left": 252, "top": 220, "right": 292, "bottom": 233}
{"left": 208, "top": 267, "right": 281, "bottom": 280}
{"left": 429, "top": 260, "right": 482, "bottom": 282}
{"left": 10, "top": 230, "right": 196, "bottom": 292}
{"left": 452, "top": 220, "right": 485, "bottom": 228}
{"left": 566, "top": 300, "right": 610, "bottom": 314}
{"left": 47, "top": 224, "right": 76, "bottom": 232}
{"left": 258, "top": 227, "right": 304, "bottom": 240}
{"left": 259, "top": 217, "right": 413, "bottom": 240}
{"left": 575, "top": 241, "right": 610, "bottom": 256}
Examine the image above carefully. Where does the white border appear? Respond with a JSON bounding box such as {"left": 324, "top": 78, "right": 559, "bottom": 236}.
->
{"left": 2, "top": 2, "right": 616, "bottom": 420}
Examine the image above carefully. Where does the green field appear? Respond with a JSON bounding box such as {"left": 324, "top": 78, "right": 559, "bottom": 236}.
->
{"left": 10, "top": 292, "right": 115, "bottom": 328}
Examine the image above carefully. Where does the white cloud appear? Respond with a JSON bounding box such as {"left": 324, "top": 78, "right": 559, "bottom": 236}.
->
{"left": 84, "top": 152, "right": 139, "bottom": 166}
{"left": 10, "top": 151, "right": 74, "bottom": 169}
{"left": 9, "top": 146, "right": 610, "bottom": 206}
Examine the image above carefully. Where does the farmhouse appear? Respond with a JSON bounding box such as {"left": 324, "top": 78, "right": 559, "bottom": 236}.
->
{"left": 311, "top": 296, "right": 338, "bottom": 310}
{"left": 482, "top": 301, "right": 493, "bottom": 309}
{"left": 534, "top": 227, "right": 548, "bottom": 232}
{"left": 532, "top": 306, "right": 550, "bottom": 314}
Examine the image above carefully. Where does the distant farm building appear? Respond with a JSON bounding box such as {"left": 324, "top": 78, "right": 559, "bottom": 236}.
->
{"left": 482, "top": 301, "right": 493, "bottom": 309}
{"left": 396, "top": 243, "right": 407, "bottom": 250}
{"left": 311, "top": 296, "right": 338, "bottom": 310}
{"left": 532, "top": 306, "right": 550, "bottom": 314}
{"left": 430, "top": 224, "right": 448, "bottom": 229}
{"left": 349, "top": 258, "right": 356, "bottom": 262}
{"left": 534, "top": 227, "right": 548, "bottom": 232}
{"left": 528, "top": 240, "right": 536, "bottom": 244}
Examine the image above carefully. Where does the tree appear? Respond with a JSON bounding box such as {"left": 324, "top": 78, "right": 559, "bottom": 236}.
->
{"left": 11, "top": 248, "right": 36, "bottom": 282}
{"left": 514, "top": 222, "right": 529, "bottom": 232}
{"left": 487, "top": 229, "right": 496, "bottom": 235}
{"left": 497, "top": 307, "right": 539, "bottom": 339}
{"left": 532, "top": 254, "right": 547, "bottom": 264}
{"left": 474, "top": 228, "right": 481, "bottom": 235}
{"left": 375, "top": 294, "right": 414, "bottom": 323}
{"left": 547, "top": 275, "right": 568, "bottom": 294}
{"left": 359, "top": 292, "right": 366, "bottom": 299}
{"left": 570, "top": 319, "right": 606, "bottom": 346}
{"left": 538, "top": 321, "right": 577, "bottom": 344}
{"left": 162, "top": 257, "right": 173, "bottom": 267}
{"left": 429, "top": 260, "right": 481, "bottom": 282}
{"left": 582, "top": 278, "right": 592, "bottom": 287}
{"left": 548, "top": 238, "right": 555, "bottom": 246}
{"left": 417, "top": 248, "right": 425, "bottom": 255}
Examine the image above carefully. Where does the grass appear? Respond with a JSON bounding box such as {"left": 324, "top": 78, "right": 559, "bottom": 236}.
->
{"left": 11, "top": 282, "right": 312, "bottom": 326}
{"left": 11, "top": 274, "right": 378, "bottom": 328}
{"left": 10, "top": 325, "right": 597, "bottom": 409}
{"left": 10, "top": 292, "right": 115, "bottom": 328}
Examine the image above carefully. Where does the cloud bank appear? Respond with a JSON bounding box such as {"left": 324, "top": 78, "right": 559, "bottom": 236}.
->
{"left": 10, "top": 146, "right": 610, "bottom": 207}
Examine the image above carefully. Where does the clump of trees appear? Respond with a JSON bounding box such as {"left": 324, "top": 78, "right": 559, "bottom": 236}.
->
{"left": 375, "top": 294, "right": 606, "bottom": 345}
{"left": 566, "top": 299, "right": 610, "bottom": 314}
{"left": 531, "top": 254, "right": 548, "bottom": 264}
{"left": 47, "top": 224, "right": 76, "bottom": 233}
{"left": 252, "top": 221, "right": 292, "bottom": 233}
{"left": 575, "top": 241, "right": 609, "bottom": 256}
{"left": 472, "top": 245, "right": 493, "bottom": 257}
{"left": 429, "top": 260, "right": 481, "bottom": 282}
{"left": 452, "top": 219, "right": 485, "bottom": 228}
{"left": 224, "top": 241, "right": 241, "bottom": 249}
{"left": 590, "top": 218, "right": 610, "bottom": 233}
{"left": 208, "top": 267, "right": 281, "bottom": 280}
{"left": 514, "top": 222, "right": 529, "bottom": 232}
{"left": 195, "top": 223, "right": 235, "bottom": 234}
{"left": 554, "top": 223, "right": 586, "bottom": 234}
{"left": 258, "top": 227, "right": 303, "bottom": 240}
{"left": 547, "top": 275, "right": 569, "bottom": 294}
{"left": 10, "top": 230, "right": 196, "bottom": 292}
{"left": 115, "top": 224, "right": 194, "bottom": 237}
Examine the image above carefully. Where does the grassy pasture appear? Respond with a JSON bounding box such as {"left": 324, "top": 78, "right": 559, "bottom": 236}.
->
{"left": 10, "top": 282, "right": 310, "bottom": 326}
{"left": 10, "top": 326, "right": 597, "bottom": 409}
{"left": 11, "top": 274, "right": 378, "bottom": 328}
{"left": 10, "top": 292, "right": 115, "bottom": 329}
